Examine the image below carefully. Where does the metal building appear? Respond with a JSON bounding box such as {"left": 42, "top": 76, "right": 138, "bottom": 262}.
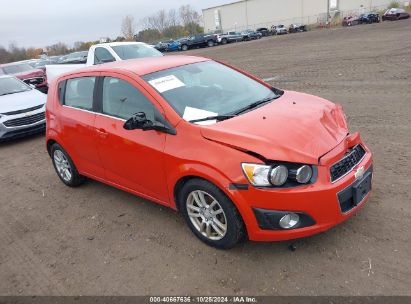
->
{"left": 202, "top": 0, "right": 404, "bottom": 33}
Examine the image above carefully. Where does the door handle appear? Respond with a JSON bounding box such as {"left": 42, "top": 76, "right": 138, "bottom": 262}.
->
{"left": 96, "top": 128, "right": 108, "bottom": 139}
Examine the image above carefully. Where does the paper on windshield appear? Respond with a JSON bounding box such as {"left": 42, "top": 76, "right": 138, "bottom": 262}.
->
{"left": 183, "top": 107, "right": 218, "bottom": 125}
{"left": 148, "top": 75, "right": 185, "bottom": 93}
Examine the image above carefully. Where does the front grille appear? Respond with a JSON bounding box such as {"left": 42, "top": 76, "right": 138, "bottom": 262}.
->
{"left": 1, "top": 104, "right": 44, "bottom": 116}
{"left": 23, "top": 77, "right": 44, "bottom": 85}
{"left": 330, "top": 144, "right": 366, "bottom": 182}
{"left": 3, "top": 112, "right": 45, "bottom": 127}
{"left": 0, "top": 123, "right": 45, "bottom": 141}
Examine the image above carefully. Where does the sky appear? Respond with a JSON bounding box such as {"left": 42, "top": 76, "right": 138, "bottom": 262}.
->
{"left": 0, "top": 0, "right": 229, "bottom": 49}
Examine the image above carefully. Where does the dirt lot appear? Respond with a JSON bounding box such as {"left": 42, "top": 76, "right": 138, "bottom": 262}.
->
{"left": 1, "top": 20, "right": 411, "bottom": 296}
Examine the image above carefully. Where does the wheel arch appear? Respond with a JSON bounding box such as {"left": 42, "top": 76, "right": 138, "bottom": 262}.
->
{"left": 172, "top": 170, "right": 247, "bottom": 223}
{"left": 46, "top": 138, "right": 58, "bottom": 157}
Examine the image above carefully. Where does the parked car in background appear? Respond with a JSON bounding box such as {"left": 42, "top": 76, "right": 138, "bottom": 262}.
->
{"left": 217, "top": 31, "right": 244, "bottom": 44}
{"left": 164, "top": 40, "right": 181, "bottom": 52}
{"left": 0, "top": 62, "right": 47, "bottom": 93}
{"left": 0, "top": 75, "right": 46, "bottom": 141}
{"left": 31, "top": 58, "right": 59, "bottom": 72}
{"left": 256, "top": 27, "right": 270, "bottom": 36}
{"left": 46, "top": 56, "right": 373, "bottom": 248}
{"left": 289, "top": 23, "right": 307, "bottom": 33}
{"left": 155, "top": 40, "right": 181, "bottom": 52}
{"left": 58, "top": 51, "right": 88, "bottom": 64}
{"left": 46, "top": 42, "right": 163, "bottom": 85}
{"left": 154, "top": 41, "right": 168, "bottom": 52}
{"left": 382, "top": 8, "right": 410, "bottom": 21}
{"left": 241, "top": 29, "right": 262, "bottom": 40}
{"left": 179, "top": 34, "right": 219, "bottom": 51}
{"left": 342, "top": 16, "right": 360, "bottom": 26}
{"left": 271, "top": 25, "right": 288, "bottom": 35}
{"left": 358, "top": 13, "right": 380, "bottom": 24}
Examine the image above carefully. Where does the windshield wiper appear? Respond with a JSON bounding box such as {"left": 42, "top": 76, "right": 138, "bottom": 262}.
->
{"left": 189, "top": 115, "right": 236, "bottom": 123}
{"left": 231, "top": 95, "right": 278, "bottom": 116}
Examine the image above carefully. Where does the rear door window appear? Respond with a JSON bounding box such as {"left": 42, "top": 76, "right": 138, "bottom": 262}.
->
{"left": 102, "top": 77, "right": 155, "bottom": 121}
{"left": 64, "top": 77, "right": 96, "bottom": 111}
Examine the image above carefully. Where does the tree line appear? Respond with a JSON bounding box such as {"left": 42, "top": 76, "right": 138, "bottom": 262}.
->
{"left": 0, "top": 4, "right": 203, "bottom": 64}
{"left": 122, "top": 4, "right": 203, "bottom": 43}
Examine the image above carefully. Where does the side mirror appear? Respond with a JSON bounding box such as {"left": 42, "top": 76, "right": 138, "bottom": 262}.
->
{"left": 123, "top": 112, "right": 176, "bottom": 135}
{"left": 124, "top": 112, "right": 148, "bottom": 130}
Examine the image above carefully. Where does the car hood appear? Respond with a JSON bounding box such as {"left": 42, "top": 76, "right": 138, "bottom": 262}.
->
{"left": 0, "top": 89, "right": 46, "bottom": 114}
{"left": 12, "top": 69, "right": 44, "bottom": 79}
{"left": 199, "top": 91, "right": 348, "bottom": 164}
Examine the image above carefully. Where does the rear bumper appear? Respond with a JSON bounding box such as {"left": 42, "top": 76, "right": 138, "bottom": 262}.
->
{"left": 228, "top": 138, "right": 373, "bottom": 242}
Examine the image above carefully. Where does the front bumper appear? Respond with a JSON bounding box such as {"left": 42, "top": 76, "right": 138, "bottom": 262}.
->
{"left": 0, "top": 109, "right": 46, "bottom": 141}
{"left": 228, "top": 135, "right": 373, "bottom": 242}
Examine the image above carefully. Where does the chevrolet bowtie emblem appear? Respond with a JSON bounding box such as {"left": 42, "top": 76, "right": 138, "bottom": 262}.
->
{"left": 354, "top": 166, "right": 365, "bottom": 180}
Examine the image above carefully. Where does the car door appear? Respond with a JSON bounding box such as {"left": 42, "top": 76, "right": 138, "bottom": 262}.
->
{"left": 94, "top": 74, "right": 169, "bottom": 204}
{"left": 194, "top": 35, "right": 205, "bottom": 47}
{"left": 58, "top": 73, "right": 104, "bottom": 178}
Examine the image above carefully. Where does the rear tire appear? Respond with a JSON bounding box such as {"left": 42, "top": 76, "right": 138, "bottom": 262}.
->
{"left": 179, "top": 179, "right": 246, "bottom": 249}
{"left": 51, "top": 143, "right": 86, "bottom": 187}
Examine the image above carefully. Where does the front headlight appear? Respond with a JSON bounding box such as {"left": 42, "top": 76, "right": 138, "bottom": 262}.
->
{"left": 242, "top": 163, "right": 314, "bottom": 187}
{"left": 242, "top": 164, "right": 271, "bottom": 186}
{"left": 289, "top": 165, "right": 313, "bottom": 184}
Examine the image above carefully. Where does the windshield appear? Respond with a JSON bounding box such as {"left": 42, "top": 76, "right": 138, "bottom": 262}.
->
{"left": 2, "top": 63, "right": 33, "bottom": 75}
{"left": 142, "top": 61, "right": 280, "bottom": 122}
{"left": 0, "top": 77, "right": 31, "bottom": 96}
{"left": 111, "top": 44, "right": 163, "bottom": 60}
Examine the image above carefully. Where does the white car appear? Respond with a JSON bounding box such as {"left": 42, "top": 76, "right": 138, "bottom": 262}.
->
{"left": 0, "top": 75, "right": 46, "bottom": 141}
{"left": 46, "top": 42, "right": 163, "bottom": 85}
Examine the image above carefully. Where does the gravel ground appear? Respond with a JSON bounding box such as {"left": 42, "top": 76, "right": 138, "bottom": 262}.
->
{"left": 0, "top": 19, "right": 410, "bottom": 296}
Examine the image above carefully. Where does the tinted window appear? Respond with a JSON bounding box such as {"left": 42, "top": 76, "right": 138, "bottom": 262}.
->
{"left": 64, "top": 77, "right": 95, "bottom": 111}
{"left": 102, "top": 77, "right": 155, "bottom": 120}
{"left": 94, "top": 47, "right": 115, "bottom": 64}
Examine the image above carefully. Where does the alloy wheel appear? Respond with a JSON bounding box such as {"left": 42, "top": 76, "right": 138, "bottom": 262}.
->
{"left": 186, "top": 190, "right": 227, "bottom": 240}
{"left": 53, "top": 150, "right": 72, "bottom": 182}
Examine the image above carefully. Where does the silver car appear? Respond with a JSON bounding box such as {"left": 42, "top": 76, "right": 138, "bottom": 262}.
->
{"left": 0, "top": 75, "right": 46, "bottom": 141}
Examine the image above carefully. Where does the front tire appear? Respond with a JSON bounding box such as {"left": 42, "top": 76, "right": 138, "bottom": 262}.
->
{"left": 181, "top": 44, "right": 188, "bottom": 51}
{"left": 51, "top": 143, "right": 86, "bottom": 187}
{"left": 179, "top": 179, "right": 246, "bottom": 249}
{"left": 207, "top": 40, "right": 215, "bottom": 47}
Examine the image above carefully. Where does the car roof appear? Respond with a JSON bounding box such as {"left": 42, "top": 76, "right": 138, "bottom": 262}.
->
{"left": 68, "top": 55, "right": 210, "bottom": 77}
{"left": 93, "top": 41, "right": 150, "bottom": 48}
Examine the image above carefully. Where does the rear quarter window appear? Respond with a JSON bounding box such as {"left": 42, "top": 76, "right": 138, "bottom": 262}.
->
{"left": 64, "top": 77, "right": 96, "bottom": 111}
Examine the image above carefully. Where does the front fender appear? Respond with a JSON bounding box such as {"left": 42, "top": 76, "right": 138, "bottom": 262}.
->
{"left": 166, "top": 161, "right": 256, "bottom": 235}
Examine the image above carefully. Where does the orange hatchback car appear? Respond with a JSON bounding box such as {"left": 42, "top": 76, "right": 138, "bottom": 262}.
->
{"left": 46, "top": 56, "right": 373, "bottom": 248}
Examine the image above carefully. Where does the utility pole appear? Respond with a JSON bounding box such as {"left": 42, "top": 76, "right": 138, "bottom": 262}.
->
{"left": 245, "top": 0, "right": 249, "bottom": 29}
{"left": 326, "top": 0, "right": 330, "bottom": 27}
